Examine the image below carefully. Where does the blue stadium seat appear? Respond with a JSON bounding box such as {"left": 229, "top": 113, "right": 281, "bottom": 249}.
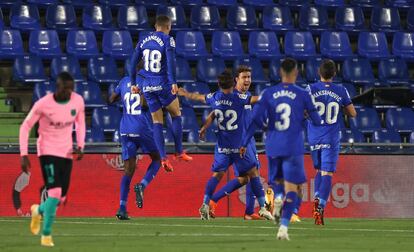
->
{"left": 408, "top": 7, "right": 414, "bottom": 31}
{"left": 156, "top": 5, "right": 187, "bottom": 31}
{"left": 85, "top": 128, "right": 105, "bottom": 143}
{"left": 306, "top": 57, "right": 343, "bottom": 83}
{"left": 410, "top": 131, "right": 414, "bottom": 143}
{"left": 212, "top": 31, "right": 244, "bottom": 60}
{"left": 207, "top": 0, "right": 237, "bottom": 7}
{"left": 279, "top": 0, "right": 311, "bottom": 9}
{"left": 29, "top": 30, "right": 62, "bottom": 59}
{"left": 187, "top": 129, "right": 200, "bottom": 143}
{"left": 350, "top": 107, "right": 381, "bottom": 133}
{"left": 0, "top": 8, "right": 4, "bottom": 30}
{"left": 284, "top": 31, "right": 316, "bottom": 60}
{"left": 386, "top": 108, "right": 414, "bottom": 132}
{"left": 373, "top": 129, "right": 401, "bottom": 143}
{"left": 342, "top": 58, "right": 375, "bottom": 85}
{"left": 181, "top": 82, "right": 210, "bottom": 108}
{"left": 32, "top": 81, "right": 56, "bottom": 103}
{"left": 92, "top": 106, "right": 121, "bottom": 132}
{"left": 10, "top": 4, "right": 41, "bottom": 32}
{"left": 358, "top": 32, "right": 390, "bottom": 60}
{"left": 51, "top": 55, "right": 84, "bottom": 82}
{"left": 386, "top": 0, "right": 414, "bottom": 8}
{"left": 135, "top": 0, "right": 167, "bottom": 9}
{"left": 75, "top": 81, "right": 105, "bottom": 108}
{"left": 315, "top": 0, "right": 345, "bottom": 6}
{"left": 262, "top": 6, "right": 294, "bottom": 33}
{"left": 243, "top": 0, "right": 274, "bottom": 7}
{"left": 171, "top": 0, "right": 203, "bottom": 8}
{"left": 248, "top": 31, "right": 282, "bottom": 60}
{"left": 320, "top": 31, "right": 354, "bottom": 60}
{"left": 66, "top": 30, "right": 99, "bottom": 59}
{"left": 197, "top": 57, "right": 226, "bottom": 84}
{"left": 117, "top": 5, "right": 149, "bottom": 33}
{"left": 13, "top": 55, "right": 47, "bottom": 83}
{"left": 62, "top": 0, "right": 95, "bottom": 8}
{"left": 0, "top": 1, "right": 22, "bottom": 8}
{"left": 102, "top": 30, "right": 133, "bottom": 60}
{"left": 46, "top": 4, "right": 77, "bottom": 32}
{"left": 340, "top": 129, "right": 365, "bottom": 143}
{"left": 190, "top": 5, "right": 221, "bottom": 32}
{"left": 99, "top": 0, "right": 132, "bottom": 6}
{"left": 226, "top": 5, "right": 258, "bottom": 31}
{"left": 378, "top": 58, "right": 410, "bottom": 85}
{"left": 254, "top": 83, "right": 272, "bottom": 96}
{"left": 176, "top": 31, "right": 208, "bottom": 60}
{"left": 88, "top": 56, "right": 120, "bottom": 84}
{"left": 0, "top": 30, "right": 24, "bottom": 59}
{"left": 299, "top": 5, "right": 330, "bottom": 33}
{"left": 269, "top": 59, "right": 282, "bottom": 83}
{"left": 350, "top": 0, "right": 379, "bottom": 8}
{"left": 233, "top": 58, "right": 268, "bottom": 83}
{"left": 392, "top": 32, "right": 414, "bottom": 61}
{"left": 176, "top": 57, "right": 194, "bottom": 83}
{"left": 167, "top": 107, "right": 199, "bottom": 131}
{"left": 342, "top": 83, "right": 358, "bottom": 98}
{"left": 27, "top": 0, "right": 59, "bottom": 7}
{"left": 335, "top": 6, "right": 365, "bottom": 32}
{"left": 82, "top": 5, "right": 113, "bottom": 31}
{"left": 371, "top": 7, "right": 401, "bottom": 32}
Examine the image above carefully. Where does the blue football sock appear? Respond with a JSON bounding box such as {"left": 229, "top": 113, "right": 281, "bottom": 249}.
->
{"left": 250, "top": 176, "right": 266, "bottom": 208}
{"left": 245, "top": 182, "right": 256, "bottom": 215}
{"left": 280, "top": 191, "right": 298, "bottom": 228}
{"left": 171, "top": 116, "right": 183, "bottom": 154}
{"left": 211, "top": 179, "right": 243, "bottom": 203}
{"left": 318, "top": 175, "right": 332, "bottom": 209}
{"left": 140, "top": 160, "right": 161, "bottom": 189}
{"left": 314, "top": 170, "right": 322, "bottom": 199}
{"left": 203, "top": 177, "right": 220, "bottom": 205}
{"left": 293, "top": 195, "right": 302, "bottom": 215}
{"left": 274, "top": 182, "right": 285, "bottom": 200}
{"left": 153, "top": 123, "right": 167, "bottom": 159}
{"left": 120, "top": 175, "right": 132, "bottom": 212}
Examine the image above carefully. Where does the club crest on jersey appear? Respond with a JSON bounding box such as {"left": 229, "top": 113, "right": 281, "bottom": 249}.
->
{"left": 71, "top": 109, "right": 76, "bottom": 116}
{"left": 238, "top": 93, "right": 248, "bottom": 99}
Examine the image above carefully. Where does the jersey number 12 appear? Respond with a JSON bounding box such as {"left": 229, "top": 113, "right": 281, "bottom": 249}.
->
{"left": 124, "top": 92, "right": 141, "bottom": 115}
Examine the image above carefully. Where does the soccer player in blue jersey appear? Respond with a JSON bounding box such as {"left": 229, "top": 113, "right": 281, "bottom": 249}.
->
{"left": 240, "top": 58, "right": 323, "bottom": 240}
{"left": 109, "top": 73, "right": 162, "bottom": 220}
{"left": 307, "top": 59, "right": 357, "bottom": 225}
{"left": 129, "top": 15, "right": 192, "bottom": 172}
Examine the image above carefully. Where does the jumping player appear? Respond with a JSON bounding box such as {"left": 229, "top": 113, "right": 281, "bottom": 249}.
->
{"left": 19, "top": 72, "right": 85, "bottom": 247}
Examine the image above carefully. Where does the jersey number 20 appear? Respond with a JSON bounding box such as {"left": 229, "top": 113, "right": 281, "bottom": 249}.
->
{"left": 315, "top": 101, "right": 339, "bottom": 124}
{"left": 143, "top": 49, "right": 162, "bottom": 73}
{"left": 124, "top": 92, "right": 141, "bottom": 115}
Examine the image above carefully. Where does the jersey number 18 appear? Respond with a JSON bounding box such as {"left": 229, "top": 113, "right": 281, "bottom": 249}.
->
{"left": 143, "top": 49, "right": 162, "bottom": 73}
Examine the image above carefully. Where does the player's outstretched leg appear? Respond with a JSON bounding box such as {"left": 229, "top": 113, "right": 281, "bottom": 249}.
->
{"left": 247, "top": 169, "right": 274, "bottom": 221}
{"left": 244, "top": 182, "right": 263, "bottom": 220}
{"left": 37, "top": 187, "right": 61, "bottom": 247}
{"left": 314, "top": 172, "right": 332, "bottom": 225}
{"left": 116, "top": 158, "right": 136, "bottom": 220}
{"left": 210, "top": 177, "right": 248, "bottom": 218}
{"left": 200, "top": 173, "right": 222, "bottom": 220}
{"left": 134, "top": 152, "right": 161, "bottom": 209}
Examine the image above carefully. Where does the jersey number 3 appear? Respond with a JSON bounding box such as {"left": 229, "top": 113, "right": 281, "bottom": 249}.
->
{"left": 275, "top": 103, "right": 291, "bottom": 131}
{"left": 143, "top": 49, "right": 162, "bottom": 73}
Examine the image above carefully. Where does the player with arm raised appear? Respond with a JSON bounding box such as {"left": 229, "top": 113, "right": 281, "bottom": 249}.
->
{"left": 109, "top": 72, "right": 162, "bottom": 220}
{"left": 240, "top": 58, "right": 323, "bottom": 240}
{"left": 307, "top": 59, "right": 357, "bottom": 225}
{"left": 19, "top": 72, "right": 85, "bottom": 247}
{"left": 129, "top": 15, "right": 192, "bottom": 172}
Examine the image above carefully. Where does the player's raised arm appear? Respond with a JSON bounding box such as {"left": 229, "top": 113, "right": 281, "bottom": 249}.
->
{"left": 199, "top": 111, "right": 215, "bottom": 140}
{"left": 166, "top": 36, "right": 177, "bottom": 93}
{"left": 129, "top": 45, "right": 141, "bottom": 88}
{"left": 178, "top": 88, "right": 207, "bottom": 103}
{"left": 74, "top": 98, "right": 86, "bottom": 161}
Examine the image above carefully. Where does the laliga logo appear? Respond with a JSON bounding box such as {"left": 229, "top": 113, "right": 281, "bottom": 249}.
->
{"left": 102, "top": 154, "right": 144, "bottom": 171}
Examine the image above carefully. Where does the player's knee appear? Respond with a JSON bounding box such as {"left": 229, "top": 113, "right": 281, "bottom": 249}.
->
{"left": 47, "top": 187, "right": 62, "bottom": 200}
{"left": 237, "top": 176, "right": 249, "bottom": 185}
{"left": 212, "top": 172, "right": 224, "bottom": 180}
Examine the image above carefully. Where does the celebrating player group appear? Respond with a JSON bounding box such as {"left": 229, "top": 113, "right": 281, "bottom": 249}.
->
{"left": 20, "top": 15, "right": 357, "bottom": 246}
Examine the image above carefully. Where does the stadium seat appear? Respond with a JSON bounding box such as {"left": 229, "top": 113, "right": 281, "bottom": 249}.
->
{"left": 135, "top": 0, "right": 167, "bottom": 9}
{"left": 305, "top": 57, "right": 343, "bottom": 83}
{"left": 350, "top": 0, "right": 380, "bottom": 8}
{"left": 85, "top": 128, "right": 105, "bottom": 143}
{"left": 212, "top": 31, "right": 244, "bottom": 60}
{"left": 378, "top": 58, "right": 410, "bottom": 86}
{"left": 171, "top": 0, "right": 203, "bottom": 8}
{"left": 167, "top": 107, "right": 198, "bottom": 131}
{"left": 342, "top": 83, "right": 358, "bottom": 98}
{"left": 102, "top": 30, "right": 133, "bottom": 60}
{"left": 29, "top": 30, "right": 62, "bottom": 59}
{"left": 117, "top": 5, "right": 149, "bottom": 33}
{"left": 46, "top": 4, "right": 77, "bottom": 32}
{"left": 82, "top": 5, "right": 113, "bottom": 31}
{"left": 392, "top": 32, "right": 414, "bottom": 61}
{"left": 269, "top": 59, "right": 282, "bottom": 83}
{"left": 32, "top": 81, "right": 56, "bottom": 103}
{"left": 207, "top": 0, "right": 237, "bottom": 7}
{"left": 0, "top": 8, "right": 4, "bottom": 30}
{"left": 284, "top": 31, "right": 316, "bottom": 60}
{"left": 299, "top": 5, "right": 330, "bottom": 33}
{"left": 92, "top": 106, "right": 122, "bottom": 132}
{"left": 226, "top": 5, "right": 258, "bottom": 31}
{"left": 181, "top": 82, "right": 210, "bottom": 108}
{"left": 279, "top": 0, "right": 311, "bottom": 9}
{"left": 0, "top": 30, "right": 24, "bottom": 59}
{"left": 50, "top": 55, "right": 84, "bottom": 82}
{"left": 62, "top": 0, "right": 95, "bottom": 8}
{"left": 190, "top": 5, "right": 221, "bottom": 32}
{"left": 335, "top": 6, "right": 365, "bottom": 32}
{"left": 248, "top": 31, "right": 282, "bottom": 60}
{"left": 254, "top": 83, "right": 272, "bottom": 96}
{"left": 340, "top": 129, "right": 365, "bottom": 143}
{"left": 0, "top": 1, "right": 22, "bottom": 8}
{"left": 233, "top": 58, "right": 268, "bottom": 83}
{"left": 176, "top": 57, "right": 194, "bottom": 83}
{"left": 372, "top": 129, "right": 402, "bottom": 152}
{"left": 371, "top": 7, "right": 401, "bottom": 33}
{"left": 350, "top": 107, "right": 381, "bottom": 133}
{"left": 197, "top": 57, "right": 226, "bottom": 84}
{"left": 386, "top": 108, "right": 414, "bottom": 132}
{"left": 156, "top": 5, "right": 187, "bottom": 31}
{"left": 358, "top": 32, "right": 390, "bottom": 60}
{"left": 99, "top": 0, "right": 132, "bottom": 6}
{"left": 408, "top": 7, "right": 414, "bottom": 31}
{"left": 262, "top": 6, "right": 294, "bottom": 33}
{"left": 315, "top": 0, "right": 345, "bottom": 6}
{"left": 88, "top": 56, "right": 120, "bottom": 84}
{"left": 27, "top": 0, "right": 58, "bottom": 5}
{"left": 66, "top": 30, "right": 99, "bottom": 59}
{"left": 410, "top": 131, "right": 414, "bottom": 143}
{"left": 320, "top": 31, "right": 354, "bottom": 60}
{"left": 342, "top": 58, "right": 375, "bottom": 85}
{"left": 13, "top": 55, "right": 47, "bottom": 83}
{"left": 243, "top": 0, "right": 274, "bottom": 7}
{"left": 10, "top": 4, "right": 41, "bottom": 32}
{"left": 175, "top": 31, "right": 208, "bottom": 60}
{"left": 187, "top": 129, "right": 200, "bottom": 143}
{"left": 75, "top": 81, "right": 105, "bottom": 108}
{"left": 386, "top": 0, "right": 414, "bottom": 8}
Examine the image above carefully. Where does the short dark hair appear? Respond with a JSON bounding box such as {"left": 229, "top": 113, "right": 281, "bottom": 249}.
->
{"left": 155, "top": 15, "right": 171, "bottom": 27}
{"left": 218, "top": 70, "right": 234, "bottom": 90}
{"left": 236, "top": 65, "right": 251, "bottom": 77}
{"left": 56, "top": 72, "right": 74, "bottom": 83}
{"left": 319, "top": 59, "right": 336, "bottom": 80}
{"left": 280, "top": 58, "right": 297, "bottom": 74}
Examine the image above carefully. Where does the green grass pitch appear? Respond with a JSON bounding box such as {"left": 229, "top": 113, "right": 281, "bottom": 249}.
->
{"left": 1, "top": 217, "right": 414, "bottom": 252}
